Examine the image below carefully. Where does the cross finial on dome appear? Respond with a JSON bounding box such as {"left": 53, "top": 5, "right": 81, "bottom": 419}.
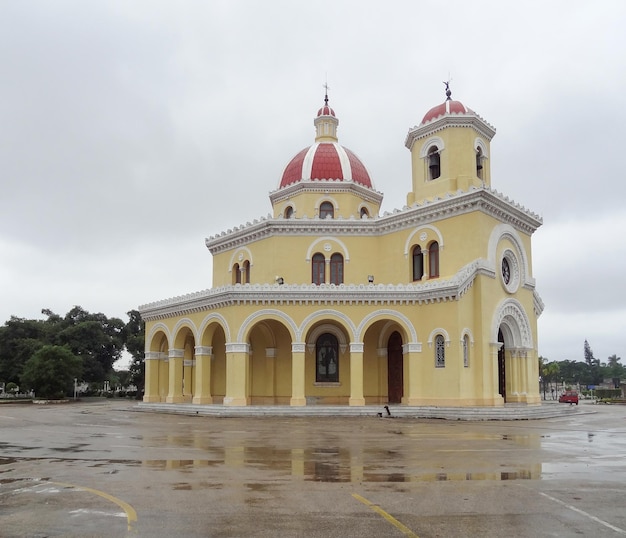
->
{"left": 443, "top": 80, "right": 452, "bottom": 101}
{"left": 323, "top": 81, "right": 330, "bottom": 106}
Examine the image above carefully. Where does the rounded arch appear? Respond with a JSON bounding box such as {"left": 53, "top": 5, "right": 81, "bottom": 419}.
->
{"left": 228, "top": 247, "right": 254, "bottom": 273}
{"left": 237, "top": 309, "right": 298, "bottom": 343}
{"left": 306, "top": 322, "right": 349, "bottom": 348}
{"left": 247, "top": 320, "right": 277, "bottom": 349}
{"left": 460, "top": 327, "right": 475, "bottom": 345}
{"left": 314, "top": 195, "right": 340, "bottom": 217}
{"left": 474, "top": 137, "right": 489, "bottom": 158}
{"left": 146, "top": 323, "right": 172, "bottom": 350}
{"left": 491, "top": 298, "right": 533, "bottom": 349}
{"left": 305, "top": 236, "right": 351, "bottom": 262}
{"left": 298, "top": 309, "right": 357, "bottom": 342}
{"left": 427, "top": 327, "right": 451, "bottom": 347}
{"left": 404, "top": 224, "right": 444, "bottom": 257}
{"left": 375, "top": 320, "right": 410, "bottom": 350}
{"left": 172, "top": 318, "right": 198, "bottom": 349}
{"left": 283, "top": 203, "right": 295, "bottom": 218}
{"left": 419, "top": 136, "right": 445, "bottom": 158}
{"left": 198, "top": 313, "right": 231, "bottom": 344}
{"left": 487, "top": 224, "right": 530, "bottom": 285}
{"left": 356, "top": 309, "right": 418, "bottom": 343}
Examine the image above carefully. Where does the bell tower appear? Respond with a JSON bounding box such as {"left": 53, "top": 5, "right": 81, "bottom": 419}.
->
{"left": 405, "top": 84, "right": 496, "bottom": 205}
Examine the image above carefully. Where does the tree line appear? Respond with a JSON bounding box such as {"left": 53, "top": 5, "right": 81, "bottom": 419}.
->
{"left": 0, "top": 306, "right": 144, "bottom": 399}
{"left": 539, "top": 339, "right": 624, "bottom": 398}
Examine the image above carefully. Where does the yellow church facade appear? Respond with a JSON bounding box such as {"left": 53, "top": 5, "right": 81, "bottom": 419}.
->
{"left": 139, "top": 88, "right": 544, "bottom": 408}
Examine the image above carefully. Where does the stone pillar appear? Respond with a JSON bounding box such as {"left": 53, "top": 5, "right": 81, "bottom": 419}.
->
{"left": 183, "top": 358, "right": 194, "bottom": 401}
{"left": 377, "top": 347, "right": 388, "bottom": 401}
{"left": 524, "top": 348, "right": 541, "bottom": 404}
{"left": 143, "top": 351, "right": 164, "bottom": 403}
{"left": 489, "top": 342, "right": 505, "bottom": 406}
{"left": 290, "top": 343, "right": 306, "bottom": 406}
{"left": 349, "top": 342, "right": 365, "bottom": 406}
{"left": 509, "top": 349, "right": 522, "bottom": 402}
{"left": 224, "top": 343, "right": 250, "bottom": 406}
{"left": 166, "top": 348, "right": 185, "bottom": 403}
{"left": 193, "top": 346, "right": 213, "bottom": 404}
{"left": 403, "top": 343, "right": 422, "bottom": 405}
{"left": 266, "top": 347, "right": 276, "bottom": 404}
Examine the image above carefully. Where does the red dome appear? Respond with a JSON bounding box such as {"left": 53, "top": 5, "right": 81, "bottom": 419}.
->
{"left": 317, "top": 105, "right": 335, "bottom": 117}
{"left": 280, "top": 142, "right": 372, "bottom": 189}
{"left": 421, "top": 100, "right": 473, "bottom": 124}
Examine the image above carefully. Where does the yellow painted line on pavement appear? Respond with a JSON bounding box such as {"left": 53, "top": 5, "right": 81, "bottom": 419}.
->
{"left": 352, "top": 493, "right": 419, "bottom": 537}
{"left": 50, "top": 481, "right": 137, "bottom": 530}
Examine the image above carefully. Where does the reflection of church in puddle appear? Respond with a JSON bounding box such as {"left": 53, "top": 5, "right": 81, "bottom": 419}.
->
{"left": 143, "top": 444, "right": 542, "bottom": 483}
{"left": 139, "top": 85, "right": 544, "bottom": 409}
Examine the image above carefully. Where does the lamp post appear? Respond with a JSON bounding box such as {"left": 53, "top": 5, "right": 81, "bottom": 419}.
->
{"left": 74, "top": 378, "right": 77, "bottom": 400}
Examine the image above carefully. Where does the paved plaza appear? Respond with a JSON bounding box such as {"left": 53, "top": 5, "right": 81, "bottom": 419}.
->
{"left": 1, "top": 400, "right": 625, "bottom": 537}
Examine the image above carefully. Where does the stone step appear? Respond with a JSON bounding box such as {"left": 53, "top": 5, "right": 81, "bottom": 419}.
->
{"left": 134, "top": 402, "right": 586, "bottom": 421}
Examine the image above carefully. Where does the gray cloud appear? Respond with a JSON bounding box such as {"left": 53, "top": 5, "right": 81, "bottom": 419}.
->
{"left": 1, "top": 0, "right": 624, "bottom": 365}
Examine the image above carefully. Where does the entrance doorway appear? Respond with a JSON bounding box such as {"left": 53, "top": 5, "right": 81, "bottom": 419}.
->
{"left": 387, "top": 331, "right": 403, "bottom": 403}
{"left": 498, "top": 329, "right": 506, "bottom": 401}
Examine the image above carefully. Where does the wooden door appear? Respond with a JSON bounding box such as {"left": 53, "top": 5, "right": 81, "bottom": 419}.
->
{"left": 387, "top": 331, "right": 403, "bottom": 404}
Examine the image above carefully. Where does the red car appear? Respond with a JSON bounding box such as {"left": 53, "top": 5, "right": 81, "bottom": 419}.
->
{"left": 559, "top": 390, "right": 579, "bottom": 405}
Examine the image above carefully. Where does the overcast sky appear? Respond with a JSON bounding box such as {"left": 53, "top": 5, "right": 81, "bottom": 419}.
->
{"left": 1, "top": 1, "right": 625, "bottom": 368}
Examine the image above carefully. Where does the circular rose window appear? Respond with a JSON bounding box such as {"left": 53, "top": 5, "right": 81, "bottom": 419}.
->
{"left": 501, "top": 250, "right": 520, "bottom": 293}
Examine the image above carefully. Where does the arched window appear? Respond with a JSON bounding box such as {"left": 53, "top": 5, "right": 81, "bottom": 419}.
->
{"left": 330, "top": 253, "right": 343, "bottom": 285}
{"left": 360, "top": 207, "right": 369, "bottom": 218}
{"left": 428, "top": 241, "right": 439, "bottom": 278}
{"left": 316, "top": 333, "right": 339, "bottom": 382}
{"left": 412, "top": 245, "right": 424, "bottom": 281}
{"left": 435, "top": 334, "right": 445, "bottom": 368}
{"left": 232, "top": 263, "right": 241, "bottom": 285}
{"left": 242, "top": 260, "right": 250, "bottom": 284}
{"left": 427, "top": 146, "right": 440, "bottom": 180}
{"left": 319, "top": 201, "right": 334, "bottom": 219}
{"left": 463, "top": 334, "right": 470, "bottom": 367}
{"left": 312, "top": 253, "right": 325, "bottom": 285}
{"left": 284, "top": 206, "right": 294, "bottom": 219}
{"left": 476, "top": 147, "right": 483, "bottom": 180}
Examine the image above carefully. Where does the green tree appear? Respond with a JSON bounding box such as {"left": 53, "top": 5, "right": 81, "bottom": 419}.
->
{"left": 545, "top": 361, "right": 560, "bottom": 398}
{"left": 0, "top": 317, "right": 49, "bottom": 384}
{"left": 603, "top": 355, "right": 624, "bottom": 387}
{"left": 539, "top": 356, "right": 549, "bottom": 399}
{"left": 53, "top": 307, "right": 125, "bottom": 383}
{"left": 20, "top": 345, "right": 82, "bottom": 399}
{"left": 122, "top": 310, "right": 145, "bottom": 398}
{"left": 583, "top": 340, "right": 602, "bottom": 385}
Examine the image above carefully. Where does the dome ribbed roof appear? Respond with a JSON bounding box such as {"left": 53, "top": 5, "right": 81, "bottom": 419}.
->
{"left": 278, "top": 97, "right": 372, "bottom": 189}
{"left": 280, "top": 142, "right": 372, "bottom": 188}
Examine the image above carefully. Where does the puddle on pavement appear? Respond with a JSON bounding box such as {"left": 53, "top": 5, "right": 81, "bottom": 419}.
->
{"left": 5, "top": 426, "right": 605, "bottom": 484}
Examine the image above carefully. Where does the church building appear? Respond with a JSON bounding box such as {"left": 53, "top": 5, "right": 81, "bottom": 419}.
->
{"left": 139, "top": 86, "right": 544, "bottom": 408}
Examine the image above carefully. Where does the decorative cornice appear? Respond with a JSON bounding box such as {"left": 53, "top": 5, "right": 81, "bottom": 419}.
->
{"left": 139, "top": 259, "right": 496, "bottom": 321}
{"left": 405, "top": 113, "right": 496, "bottom": 151}
{"left": 205, "top": 187, "right": 542, "bottom": 254}
{"left": 269, "top": 179, "right": 384, "bottom": 206}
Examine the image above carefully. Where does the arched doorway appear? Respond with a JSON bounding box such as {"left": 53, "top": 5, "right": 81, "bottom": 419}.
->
{"left": 387, "top": 331, "right": 403, "bottom": 404}
{"left": 498, "top": 328, "right": 506, "bottom": 400}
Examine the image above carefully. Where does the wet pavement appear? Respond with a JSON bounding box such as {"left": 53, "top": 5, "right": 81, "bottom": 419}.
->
{"left": 1, "top": 400, "right": 625, "bottom": 537}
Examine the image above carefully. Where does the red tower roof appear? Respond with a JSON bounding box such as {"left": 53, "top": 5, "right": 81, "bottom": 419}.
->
{"left": 317, "top": 105, "right": 335, "bottom": 117}
{"left": 421, "top": 100, "right": 473, "bottom": 124}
